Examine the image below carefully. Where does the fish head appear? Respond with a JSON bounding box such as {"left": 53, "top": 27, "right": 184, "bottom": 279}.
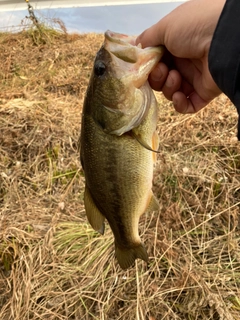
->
{"left": 86, "top": 30, "right": 164, "bottom": 135}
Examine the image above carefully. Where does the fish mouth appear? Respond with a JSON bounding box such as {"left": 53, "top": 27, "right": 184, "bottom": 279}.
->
{"left": 104, "top": 30, "right": 164, "bottom": 88}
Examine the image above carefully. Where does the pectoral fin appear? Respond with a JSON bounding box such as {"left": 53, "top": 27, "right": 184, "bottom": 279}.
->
{"left": 131, "top": 130, "right": 160, "bottom": 153}
{"left": 84, "top": 186, "right": 105, "bottom": 235}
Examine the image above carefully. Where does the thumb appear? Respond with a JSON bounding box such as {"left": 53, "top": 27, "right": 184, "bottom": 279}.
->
{"left": 136, "top": 19, "right": 167, "bottom": 48}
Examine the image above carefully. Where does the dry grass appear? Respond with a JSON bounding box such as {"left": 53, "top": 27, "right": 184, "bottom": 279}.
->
{"left": 0, "top": 19, "right": 240, "bottom": 320}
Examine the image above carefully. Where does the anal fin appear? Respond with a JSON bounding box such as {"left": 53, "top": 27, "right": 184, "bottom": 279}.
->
{"left": 84, "top": 186, "right": 105, "bottom": 235}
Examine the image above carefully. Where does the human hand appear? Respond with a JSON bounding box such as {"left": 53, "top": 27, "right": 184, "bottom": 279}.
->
{"left": 136, "top": 0, "right": 226, "bottom": 113}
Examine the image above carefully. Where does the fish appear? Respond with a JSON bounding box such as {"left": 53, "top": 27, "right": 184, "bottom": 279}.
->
{"left": 80, "top": 30, "right": 164, "bottom": 270}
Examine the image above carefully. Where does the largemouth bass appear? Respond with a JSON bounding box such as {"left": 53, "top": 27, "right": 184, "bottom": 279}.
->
{"left": 80, "top": 30, "right": 164, "bottom": 270}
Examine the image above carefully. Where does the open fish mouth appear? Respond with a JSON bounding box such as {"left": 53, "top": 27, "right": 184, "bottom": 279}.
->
{"left": 103, "top": 30, "right": 164, "bottom": 89}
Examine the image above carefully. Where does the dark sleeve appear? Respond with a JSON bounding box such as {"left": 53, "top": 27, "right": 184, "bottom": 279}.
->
{"left": 209, "top": 0, "right": 240, "bottom": 139}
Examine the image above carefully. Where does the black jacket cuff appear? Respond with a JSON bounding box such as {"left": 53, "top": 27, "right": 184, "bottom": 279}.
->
{"left": 209, "top": 0, "right": 240, "bottom": 138}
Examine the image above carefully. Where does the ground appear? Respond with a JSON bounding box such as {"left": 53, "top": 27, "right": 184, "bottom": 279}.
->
{"left": 0, "top": 19, "right": 240, "bottom": 320}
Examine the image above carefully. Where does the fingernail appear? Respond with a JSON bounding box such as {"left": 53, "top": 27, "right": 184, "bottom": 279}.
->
{"left": 151, "top": 62, "right": 166, "bottom": 81}
{"left": 166, "top": 76, "right": 174, "bottom": 88}
{"left": 151, "top": 74, "right": 161, "bottom": 82}
{"left": 150, "top": 69, "right": 163, "bottom": 82}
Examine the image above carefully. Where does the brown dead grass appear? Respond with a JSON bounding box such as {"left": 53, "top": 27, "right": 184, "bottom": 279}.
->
{"left": 0, "top": 19, "right": 240, "bottom": 320}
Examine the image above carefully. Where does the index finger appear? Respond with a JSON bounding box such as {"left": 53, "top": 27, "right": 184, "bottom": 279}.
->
{"left": 136, "top": 20, "right": 166, "bottom": 48}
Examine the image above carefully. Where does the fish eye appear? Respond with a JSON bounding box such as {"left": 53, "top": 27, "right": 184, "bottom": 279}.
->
{"left": 94, "top": 61, "right": 106, "bottom": 77}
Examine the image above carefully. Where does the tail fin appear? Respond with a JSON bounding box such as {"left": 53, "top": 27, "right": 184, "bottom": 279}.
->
{"left": 115, "top": 243, "right": 148, "bottom": 270}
